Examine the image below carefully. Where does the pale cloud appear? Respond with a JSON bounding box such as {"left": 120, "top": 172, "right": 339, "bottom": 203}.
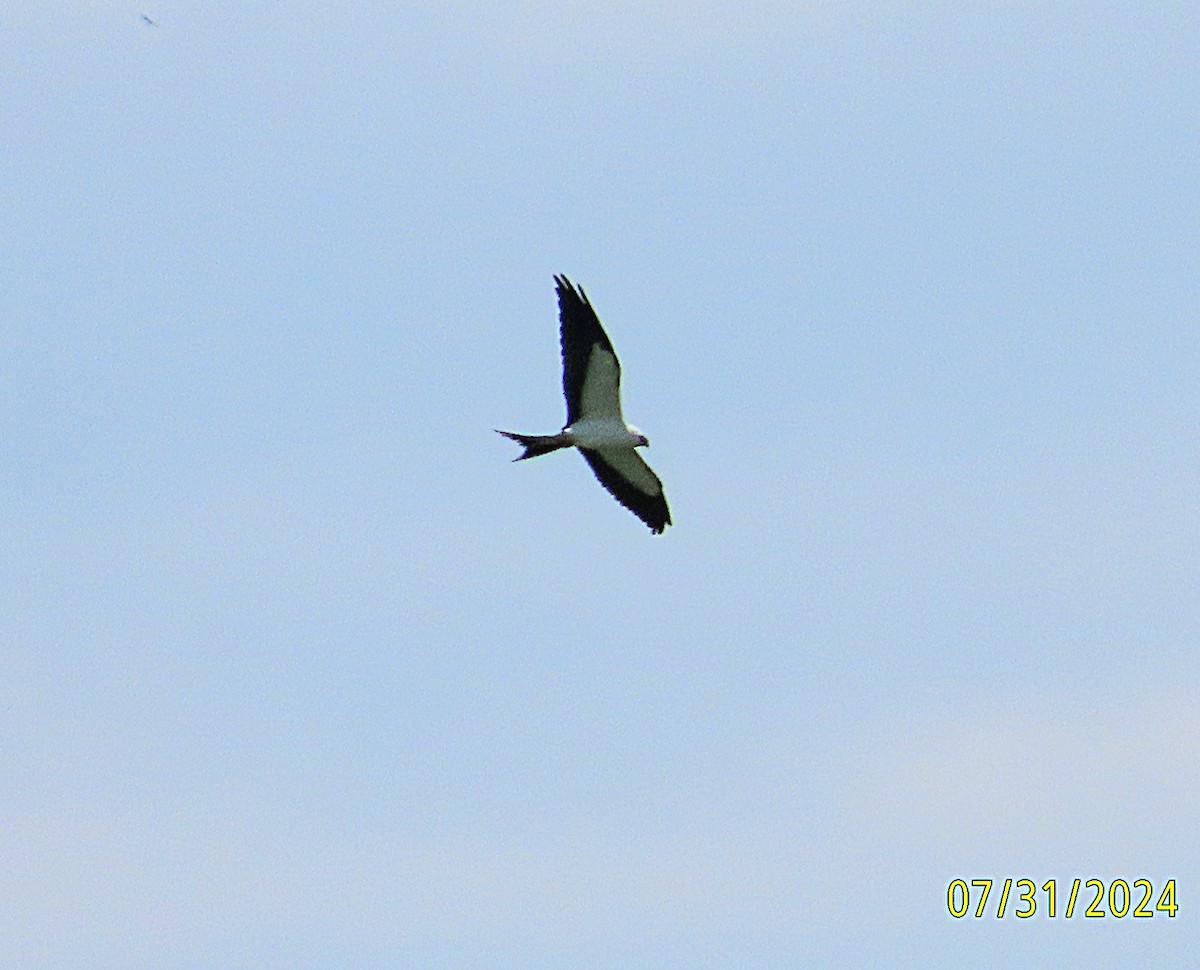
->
{"left": 6, "top": 681, "right": 1191, "bottom": 963}
{"left": 836, "top": 683, "right": 1200, "bottom": 888}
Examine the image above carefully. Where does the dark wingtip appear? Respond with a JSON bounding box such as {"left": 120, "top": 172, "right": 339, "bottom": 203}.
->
{"left": 554, "top": 274, "right": 587, "bottom": 303}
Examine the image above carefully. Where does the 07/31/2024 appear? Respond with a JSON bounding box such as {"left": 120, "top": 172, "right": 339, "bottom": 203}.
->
{"left": 947, "top": 878, "right": 1177, "bottom": 919}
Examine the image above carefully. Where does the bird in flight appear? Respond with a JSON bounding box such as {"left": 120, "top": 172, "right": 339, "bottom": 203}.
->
{"left": 140, "top": 13, "right": 159, "bottom": 26}
{"left": 497, "top": 276, "right": 671, "bottom": 534}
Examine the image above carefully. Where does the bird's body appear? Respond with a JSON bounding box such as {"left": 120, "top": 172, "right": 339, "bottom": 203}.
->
{"left": 496, "top": 276, "right": 671, "bottom": 534}
{"left": 566, "top": 416, "right": 644, "bottom": 448}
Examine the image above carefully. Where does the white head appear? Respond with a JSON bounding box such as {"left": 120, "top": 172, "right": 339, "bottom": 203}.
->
{"left": 627, "top": 424, "right": 649, "bottom": 448}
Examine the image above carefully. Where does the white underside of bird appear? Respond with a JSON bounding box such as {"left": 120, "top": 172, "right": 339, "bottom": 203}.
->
{"left": 563, "top": 417, "right": 645, "bottom": 448}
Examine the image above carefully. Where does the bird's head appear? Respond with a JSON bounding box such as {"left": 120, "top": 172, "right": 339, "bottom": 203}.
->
{"left": 627, "top": 425, "right": 650, "bottom": 448}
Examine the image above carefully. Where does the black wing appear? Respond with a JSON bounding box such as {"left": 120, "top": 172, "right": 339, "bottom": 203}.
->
{"left": 556, "top": 275, "right": 619, "bottom": 426}
{"left": 580, "top": 447, "right": 671, "bottom": 534}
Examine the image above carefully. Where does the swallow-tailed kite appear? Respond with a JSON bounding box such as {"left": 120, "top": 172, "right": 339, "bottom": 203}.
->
{"left": 497, "top": 276, "right": 671, "bottom": 534}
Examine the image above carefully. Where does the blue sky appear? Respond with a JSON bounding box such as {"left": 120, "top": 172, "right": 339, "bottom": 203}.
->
{"left": 3, "top": 2, "right": 1197, "bottom": 966}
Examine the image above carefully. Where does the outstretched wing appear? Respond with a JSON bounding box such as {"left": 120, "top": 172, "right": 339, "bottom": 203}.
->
{"left": 580, "top": 447, "right": 671, "bottom": 534}
{"left": 557, "top": 275, "right": 623, "bottom": 425}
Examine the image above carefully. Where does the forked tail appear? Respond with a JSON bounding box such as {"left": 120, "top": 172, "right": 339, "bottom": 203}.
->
{"left": 495, "top": 429, "right": 573, "bottom": 461}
